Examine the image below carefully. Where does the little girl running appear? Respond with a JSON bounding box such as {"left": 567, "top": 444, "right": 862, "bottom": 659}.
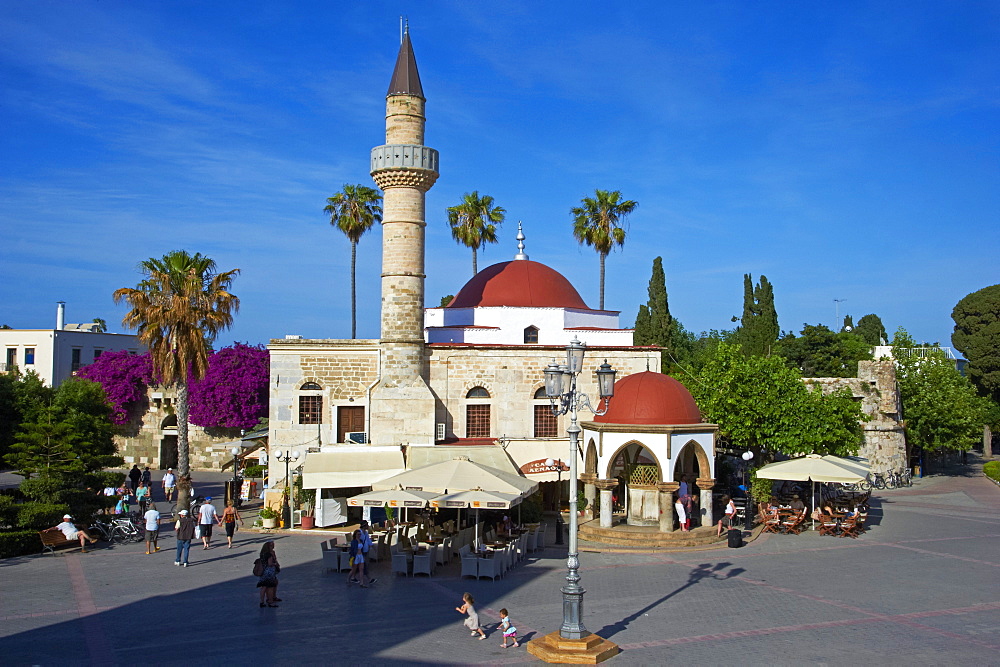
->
{"left": 499, "top": 608, "right": 519, "bottom": 648}
{"left": 456, "top": 593, "right": 486, "bottom": 640}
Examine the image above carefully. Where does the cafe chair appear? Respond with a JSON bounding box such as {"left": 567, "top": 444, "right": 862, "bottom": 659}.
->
{"left": 321, "top": 542, "right": 340, "bottom": 572}
{"left": 436, "top": 538, "right": 450, "bottom": 566}
{"left": 460, "top": 551, "right": 479, "bottom": 579}
{"left": 477, "top": 554, "right": 500, "bottom": 582}
{"left": 818, "top": 514, "right": 840, "bottom": 537}
{"left": 412, "top": 552, "right": 433, "bottom": 577}
{"left": 391, "top": 552, "right": 410, "bottom": 577}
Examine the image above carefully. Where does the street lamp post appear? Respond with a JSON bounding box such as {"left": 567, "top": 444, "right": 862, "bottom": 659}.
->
{"left": 540, "top": 337, "right": 616, "bottom": 644}
{"left": 544, "top": 457, "right": 565, "bottom": 545}
{"left": 230, "top": 446, "right": 241, "bottom": 508}
{"left": 273, "top": 449, "right": 299, "bottom": 528}
{"left": 742, "top": 450, "right": 755, "bottom": 531}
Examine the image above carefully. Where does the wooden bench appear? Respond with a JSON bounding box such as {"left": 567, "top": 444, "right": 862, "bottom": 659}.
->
{"left": 39, "top": 530, "right": 83, "bottom": 555}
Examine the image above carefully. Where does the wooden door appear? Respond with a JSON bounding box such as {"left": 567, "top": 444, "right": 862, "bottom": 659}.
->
{"left": 337, "top": 406, "right": 365, "bottom": 443}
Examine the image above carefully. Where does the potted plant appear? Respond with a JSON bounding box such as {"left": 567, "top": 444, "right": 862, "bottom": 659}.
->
{"left": 300, "top": 502, "right": 315, "bottom": 530}
{"left": 259, "top": 506, "right": 278, "bottom": 529}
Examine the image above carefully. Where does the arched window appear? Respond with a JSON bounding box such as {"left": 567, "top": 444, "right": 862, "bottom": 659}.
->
{"left": 465, "top": 386, "right": 490, "bottom": 437}
{"left": 533, "top": 388, "right": 557, "bottom": 437}
{"left": 524, "top": 325, "right": 539, "bottom": 344}
{"left": 299, "top": 382, "right": 323, "bottom": 424}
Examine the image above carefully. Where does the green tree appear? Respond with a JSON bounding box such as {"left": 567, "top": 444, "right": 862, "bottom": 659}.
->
{"left": 777, "top": 324, "right": 873, "bottom": 378}
{"left": 841, "top": 315, "right": 854, "bottom": 333}
{"left": 893, "top": 328, "right": 985, "bottom": 453}
{"left": 633, "top": 256, "right": 673, "bottom": 347}
{"left": 951, "top": 284, "right": 1000, "bottom": 402}
{"left": 92, "top": 318, "right": 108, "bottom": 333}
{"left": 325, "top": 184, "right": 383, "bottom": 339}
{"left": 6, "top": 405, "right": 81, "bottom": 479}
{"left": 855, "top": 314, "right": 887, "bottom": 346}
{"left": 447, "top": 191, "right": 506, "bottom": 276}
{"left": 113, "top": 250, "right": 240, "bottom": 515}
{"left": 734, "top": 274, "right": 779, "bottom": 357}
{"left": 571, "top": 189, "right": 637, "bottom": 310}
{"left": 439, "top": 295, "right": 454, "bottom": 307}
{"left": 684, "top": 343, "right": 863, "bottom": 457}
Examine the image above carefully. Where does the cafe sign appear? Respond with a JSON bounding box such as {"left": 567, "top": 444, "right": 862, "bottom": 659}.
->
{"left": 520, "top": 458, "right": 570, "bottom": 476}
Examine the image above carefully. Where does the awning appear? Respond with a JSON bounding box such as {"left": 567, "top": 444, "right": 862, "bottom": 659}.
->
{"left": 503, "top": 439, "right": 577, "bottom": 482}
{"left": 405, "top": 444, "right": 520, "bottom": 475}
{"left": 302, "top": 447, "right": 406, "bottom": 489}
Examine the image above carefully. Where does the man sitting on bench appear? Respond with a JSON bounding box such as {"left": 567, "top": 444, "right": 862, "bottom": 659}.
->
{"left": 47, "top": 514, "right": 97, "bottom": 552}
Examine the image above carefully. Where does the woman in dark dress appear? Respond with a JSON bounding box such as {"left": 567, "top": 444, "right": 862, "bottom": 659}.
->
{"left": 256, "top": 541, "right": 280, "bottom": 607}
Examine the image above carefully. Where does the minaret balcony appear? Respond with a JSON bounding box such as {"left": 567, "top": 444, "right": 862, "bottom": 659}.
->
{"left": 370, "top": 144, "right": 439, "bottom": 174}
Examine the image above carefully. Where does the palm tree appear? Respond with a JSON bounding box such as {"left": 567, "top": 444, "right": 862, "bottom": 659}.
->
{"left": 325, "top": 185, "right": 383, "bottom": 338}
{"left": 571, "top": 189, "right": 638, "bottom": 310}
{"left": 113, "top": 250, "right": 239, "bottom": 515}
{"left": 447, "top": 191, "right": 506, "bottom": 276}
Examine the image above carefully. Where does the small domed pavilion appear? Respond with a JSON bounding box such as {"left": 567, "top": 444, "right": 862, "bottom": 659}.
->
{"left": 581, "top": 371, "right": 719, "bottom": 532}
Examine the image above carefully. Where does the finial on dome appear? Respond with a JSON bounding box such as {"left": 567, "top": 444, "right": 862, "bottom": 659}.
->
{"left": 646, "top": 358, "right": 650, "bottom": 372}
{"left": 513, "top": 221, "right": 529, "bottom": 260}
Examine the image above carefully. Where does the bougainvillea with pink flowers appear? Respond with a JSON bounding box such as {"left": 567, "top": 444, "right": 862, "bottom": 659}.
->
{"left": 76, "top": 350, "right": 154, "bottom": 424}
{"left": 188, "top": 343, "right": 269, "bottom": 430}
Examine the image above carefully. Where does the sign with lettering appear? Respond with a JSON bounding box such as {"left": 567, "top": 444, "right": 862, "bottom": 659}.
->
{"left": 520, "top": 459, "right": 571, "bottom": 476}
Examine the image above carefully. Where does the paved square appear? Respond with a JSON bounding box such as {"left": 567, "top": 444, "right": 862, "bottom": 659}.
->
{"left": 2, "top": 465, "right": 998, "bottom": 665}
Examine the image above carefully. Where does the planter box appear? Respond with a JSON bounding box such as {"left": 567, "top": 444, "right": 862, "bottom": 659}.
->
{"left": 262, "top": 518, "right": 277, "bottom": 529}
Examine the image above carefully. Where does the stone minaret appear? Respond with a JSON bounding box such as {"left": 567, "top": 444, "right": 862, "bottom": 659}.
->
{"left": 368, "top": 27, "right": 439, "bottom": 445}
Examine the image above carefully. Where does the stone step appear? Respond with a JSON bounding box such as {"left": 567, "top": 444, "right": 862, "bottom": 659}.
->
{"left": 578, "top": 520, "right": 723, "bottom": 548}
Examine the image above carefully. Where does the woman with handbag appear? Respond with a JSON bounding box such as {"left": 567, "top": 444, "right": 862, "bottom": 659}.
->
{"left": 256, "top": 541, "right": 281, "bottom": 607}
{"left": 222, "top": 500, "right": 243, "bottom": 549}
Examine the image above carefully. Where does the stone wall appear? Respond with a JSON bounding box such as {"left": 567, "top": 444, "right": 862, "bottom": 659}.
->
{"left": 115, "top": 388, "right": 243, "bottom": 472}
{"left": 804, "top": 359, "right": 907, "bottom": 473}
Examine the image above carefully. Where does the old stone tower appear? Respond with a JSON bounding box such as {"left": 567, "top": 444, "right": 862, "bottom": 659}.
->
{"left": 368, "top": 28, "right": 439, "bottom": 444}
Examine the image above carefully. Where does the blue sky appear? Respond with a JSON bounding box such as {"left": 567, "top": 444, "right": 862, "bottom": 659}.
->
{"left": 2, "top": 2, "right": 997, "bottom": 351}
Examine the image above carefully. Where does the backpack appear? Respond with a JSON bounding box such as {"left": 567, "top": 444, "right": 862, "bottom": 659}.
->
{"left": 253, "top": 558, "right": 264, "bottom": 576}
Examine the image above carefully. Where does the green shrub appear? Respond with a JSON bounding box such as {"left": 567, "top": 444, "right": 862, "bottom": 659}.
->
{"left": 749, "top": 469, "right": 775, "bottom": 503}
{"left": 984, "top": 460, "right": 1000, "bottom": 483}
{"left": 259, "top": 506, "right": 278, "bottom": 520}
{"left": 17, "top": 502, "right": 71, "bottom": 530}
{"left": 0, "top": 496, "right": 16, "bottom": 528}
{"left": 519, "top": 491, "right": 543, "bottom": 523}
{"left": 244, "top": 465, "right": 265, "bottom": 479}
{"left": 0, "top": 530, "right": 42, "bottom": 559}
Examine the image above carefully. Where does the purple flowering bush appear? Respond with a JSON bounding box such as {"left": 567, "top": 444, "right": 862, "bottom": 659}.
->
{"left": 188, "top": 343, "right": 269, "bottom": 430}
{"left": 76, "top": 351, "right": 154, "bottom": 424}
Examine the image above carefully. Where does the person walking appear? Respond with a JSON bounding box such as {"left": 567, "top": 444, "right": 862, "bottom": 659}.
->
{"left": 128, "top": 465, "right": 142, "bottom": 493}
{"left": 456, "top": 593, "right": 486, "bottom": 640}
{"left": 348, "top": 529, "right": 370, "bottom": 588}
{"left": 136, "top": 481, "right": 151, "bottom": 514}
{"left": 162, "top": 468, "right": 176, "bottom": 502}
{"left": 143, "top": 504, "right": 162, "bottom": 555}
{"left": 221, "top": 500, "right": 243, "bottom": 549}
{"left": 198, "top": 497, "right": 221, "bottom": 549}
{"left": 358, "top": 520, "right": 377, "bottom": 584}
{"left": 498, "top": 608, "right": 519, "bottom": 648}
{"left": 256, "top": 541, "right": 280, "bottom": 607}
{"left": 174, "top": 509, "right": 195, "bottom": 567}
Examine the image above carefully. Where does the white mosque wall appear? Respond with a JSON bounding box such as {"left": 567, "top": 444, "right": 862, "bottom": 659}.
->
{"left": 425, "top": 305, "right": 632, "bottom": 346}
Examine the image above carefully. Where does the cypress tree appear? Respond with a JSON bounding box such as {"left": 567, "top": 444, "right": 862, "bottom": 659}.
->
{"left": 855, "top": 314, "right": 887, "bottom": 346}
{"left": 736, "top": 274, "right": 779, "bottom": 357}
{"left": 633, "top": 257, "right": 673, "bottom": 357}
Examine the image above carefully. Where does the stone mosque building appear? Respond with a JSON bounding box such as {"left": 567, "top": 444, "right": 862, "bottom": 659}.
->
{"left": 266, "top": 30, "right": 723, "bottom": 528}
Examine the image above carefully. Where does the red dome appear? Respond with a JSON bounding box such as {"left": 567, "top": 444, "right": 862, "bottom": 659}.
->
{"left": 595, "top": 372, "right": 702, "bottom": 425}
{"left": 447, "top": 260, "right": 590, "bottom": 309}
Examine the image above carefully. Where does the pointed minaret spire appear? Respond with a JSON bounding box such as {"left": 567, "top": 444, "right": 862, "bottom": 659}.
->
{"left": 513, "top": 222, "right": 529, "bottom": 260}
{"left": 387, "top": 22, "right": 424, "bottom": 98}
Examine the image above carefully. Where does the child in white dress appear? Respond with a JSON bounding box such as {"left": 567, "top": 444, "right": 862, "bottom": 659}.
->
{"left": 456, "top": 593, "right": 486, "bottom": 639}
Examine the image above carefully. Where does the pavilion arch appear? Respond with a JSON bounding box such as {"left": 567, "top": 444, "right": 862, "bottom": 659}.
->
{"left": 606, "top": 440, "right": 664, "bottom": 484}
{"left": 673, "top": 439, "right": 711, "bottom": 482}
{"left": 585, "top": 438, "right": 598, "bottom": 476}
{"left": 161, "top": 414, "right": 178, "bottom": 429}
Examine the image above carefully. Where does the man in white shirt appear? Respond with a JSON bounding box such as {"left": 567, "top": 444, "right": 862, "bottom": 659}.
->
{"left": 143, "top": 506, "right": 162, "bottom": 555}
{"left": 47, "top": 514, "right": 96, "bottom": 551}
{"left": 198, "top": 497, "right": 222, "bottom": 549}
{"left": 162, "top": 468, "right": 176, "bottom": 502}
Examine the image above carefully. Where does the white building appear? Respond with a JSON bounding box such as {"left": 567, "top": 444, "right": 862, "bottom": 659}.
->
{"left": 1, "top": 302, "right": 141, "bottom": 387}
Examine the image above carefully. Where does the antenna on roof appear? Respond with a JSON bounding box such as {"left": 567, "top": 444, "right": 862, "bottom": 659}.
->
{"left": 513, "top": 222, "right": 528, "bottom": 260}
{"left": 400, "top": 16, "right": 409, "bottom": 44}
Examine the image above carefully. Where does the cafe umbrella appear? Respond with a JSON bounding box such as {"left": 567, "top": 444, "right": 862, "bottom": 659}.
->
{"left": 431, "top": 489, "right": 523, "bottom": 550}
{"left": 346, "top": 488, "right": 438, "bottom": 524}
{"left": 754, "top": 454, "right": 869, "bottom": 528}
